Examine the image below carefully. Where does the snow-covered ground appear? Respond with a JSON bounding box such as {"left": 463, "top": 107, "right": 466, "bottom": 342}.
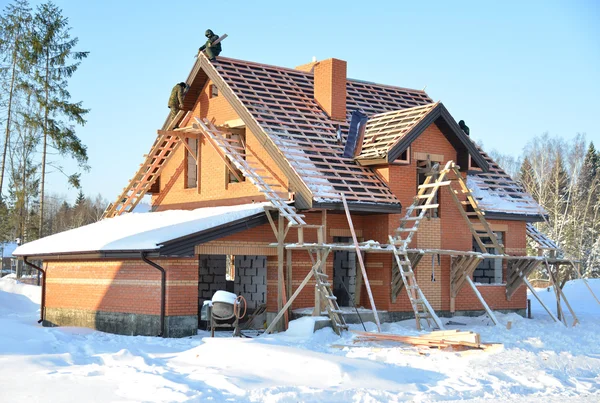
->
{"left": 1, "top": 275, "right": 599, "bottom": 402}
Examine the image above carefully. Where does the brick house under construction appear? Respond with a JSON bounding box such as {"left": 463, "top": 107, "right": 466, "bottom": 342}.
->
{"left": 14, "top": 53, "right": 551, "bottom": 337}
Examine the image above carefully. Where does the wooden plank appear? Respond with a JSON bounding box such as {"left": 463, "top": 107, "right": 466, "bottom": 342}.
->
{"left": 286, "top": 248, "right": 292, "bottom": 315}
{"left": 198, "top": 53, "right": 314, "bottom": 209}
{"left": 341, "top": 193, "right": 381, "bottom": 332}
{"left": 465, "top": 277, "right": 499, "bottom": 325}
{"left": 265, "top": 264, "right": 316, "bottom": 334}
{"left": 277, "top": 215, "right": 285, "bottom": 329}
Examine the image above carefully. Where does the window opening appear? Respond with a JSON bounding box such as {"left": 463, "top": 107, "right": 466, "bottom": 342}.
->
{"left": 227, "top": 130, "right": 246, "bottom": 184}
{"left": 416, "top": 159, "right": 439, "bottom": 218}
{"left": 185, "top": 138, "right": 198, "bottom": 188}
{"left": 472, "top": 232, "right": 504, "bottom": 284}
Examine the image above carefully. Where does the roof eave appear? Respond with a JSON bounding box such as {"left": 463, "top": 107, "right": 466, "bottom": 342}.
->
{"left": 386, "top": 103, "right": 489, "bottom": 171}
{"left": 482, "top": 211, "right": 546, "bottom": 222}
{"left": 312, "top": 200, "right": 402, "bottom": 214}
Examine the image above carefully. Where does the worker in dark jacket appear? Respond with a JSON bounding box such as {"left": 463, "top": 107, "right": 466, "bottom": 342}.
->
{"left": 459, "top": 120, "right": 470, "bottom": 136}
{"left": 199, "top": 29, "right": 222, "bottom": 61}
{"left": 168, "top": 82, "right": 186, "bottom": 120}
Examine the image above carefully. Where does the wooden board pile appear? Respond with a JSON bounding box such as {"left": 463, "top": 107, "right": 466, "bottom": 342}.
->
{"left": 352, "top": 330, "right": 495, "bottom": 351}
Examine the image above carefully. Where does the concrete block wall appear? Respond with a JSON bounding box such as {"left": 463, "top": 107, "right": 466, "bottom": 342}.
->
{"left": 199, "top": 255, "right": 227, "bottom": 301}
{"left": 233, "top": 255, "right": 267, "bottom": 309}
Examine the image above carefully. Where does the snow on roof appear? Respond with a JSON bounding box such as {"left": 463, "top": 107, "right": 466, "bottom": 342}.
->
{"left": 13, "top": 203, "right": 270, "bottom": 257}
{"left": 467, "top": 176, "right": 544, "bottom": 216}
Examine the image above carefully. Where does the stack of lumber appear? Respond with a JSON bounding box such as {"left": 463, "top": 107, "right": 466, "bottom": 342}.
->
{"left": 353, "top": 329, "right": 488, "bottom": 350}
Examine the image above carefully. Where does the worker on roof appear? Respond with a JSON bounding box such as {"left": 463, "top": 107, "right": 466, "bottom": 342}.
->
{"left": 459, "top": 120, "right": 470, "bottom": 136}
{"left": 199, "top": 29, "right": 222, "bottom": 61}
{"left": 168, "top": 82, "right": 186, "bottom": 121}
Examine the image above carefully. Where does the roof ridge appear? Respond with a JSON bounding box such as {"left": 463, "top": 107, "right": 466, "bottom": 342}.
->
{"left": 215, "top": 56, "right": 429, "bottom": 96}
{"left": 347, "top": 77, "right": 429, "bottom": 96}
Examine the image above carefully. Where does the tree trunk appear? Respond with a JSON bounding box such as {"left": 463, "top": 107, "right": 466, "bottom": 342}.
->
{"left": 38, "top": 51, "right": 50, "bottom": 239}
{"left": 0, "top": 40, "right": 20, "bottom": 199}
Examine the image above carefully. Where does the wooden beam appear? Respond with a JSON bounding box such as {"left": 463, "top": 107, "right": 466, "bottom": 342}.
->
{"left": 265, "top": 258, "right": 318, "bottom": 334}
{"left": 341, "top": 193, "right": 381, "bottom": 332}
{"left": 545, "top": 260, "right": 579, "bottom": 326}
{"left": 264, "top": 209, "right": 278, "bottom": 238}
{"left": 286, "top": 248, "right": 292, "bottom": 316}
{"left": 277, "top": 214, "right": 286, "bottom": 329}
{"left": 197, "top": 53, "right": 314, "bottom": 209}
{"left": 465, "top": 277, "right": 499, "bottom": 326}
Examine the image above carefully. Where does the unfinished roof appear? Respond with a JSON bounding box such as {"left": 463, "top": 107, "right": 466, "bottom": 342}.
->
{"left": 212, "top": 57, "right": 435, "bottom": 208}
{"left": 467, "top": 149, "right": 546, "bottom": 220}
{"left": 13, "top": 203, "right": 270, "bottom": 258}
{"left": 149, "top": 55, "right": 542, "bottom": 219}
{"left": 356, "top": 102, "right": 489, "bottom": 169}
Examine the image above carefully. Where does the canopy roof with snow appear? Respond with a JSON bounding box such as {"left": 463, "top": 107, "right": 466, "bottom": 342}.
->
{"left": 13, "top": 203, "right": 270, "bottom": 258}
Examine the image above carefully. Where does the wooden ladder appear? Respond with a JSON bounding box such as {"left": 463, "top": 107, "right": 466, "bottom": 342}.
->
{"left": 193, "top": 117, "right": 305, "bottom": 226}
{"left": 389, "top": 236, "right": 444, "bottom": 330}
{"left": 102, "top": 110, "right": 188, "bottom": 219}
{"left": 192, "top": 118, "right": 351, "bottom": 331}
{"left": 390, "top": 160, "right": 504, "bottom": 330}
{"left": 312, "top": 255, "right": 348, "bottom": 335}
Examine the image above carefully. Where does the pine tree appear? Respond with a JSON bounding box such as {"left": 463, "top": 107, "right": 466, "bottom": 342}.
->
{"left": 24, "top": 1, "right": 89, "bottom": 238}
{"left": 6, "top": 115, "right": 39, "bottom": 243}
{"left": 519, "top": 157, "right": 536, "bottom": 198}
{"left": 75, "top": 189, "right": 85, "bottom": 206}
{"left": 579, "top": 143, "right": 599, "bottom": 195}
{"left": 0, "top": 0, "right": 33, "bottom": 200}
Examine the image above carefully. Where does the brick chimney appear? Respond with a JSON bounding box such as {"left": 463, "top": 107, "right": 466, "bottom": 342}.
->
{"left": 313, "top": 58, "right": 347, "bottom": 121}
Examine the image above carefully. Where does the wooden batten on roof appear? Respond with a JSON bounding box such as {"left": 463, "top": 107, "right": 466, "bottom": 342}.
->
{"left": 210, "top": 56, "right": 408, "bottom": 208}
{"left": 194, "top": 54, "right": 315, "bottom": 210}
{"left": 356, "top": 102, "right": 489, "bottom": 171}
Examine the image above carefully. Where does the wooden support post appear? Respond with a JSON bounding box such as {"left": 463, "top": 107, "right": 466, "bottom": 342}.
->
{"left": 465, "top": 277, "right": 499, "bottom": 326}
{"left": 355, "top": 251, "right": 364, "bottom": 307}
{"left": 265, "top": 266, "right": 316, "bottom": 334}
{"left": 313, "top": 248, "right": 322, "bottom": 316}
{"left": 341, "top": 194, "right": 381, "bottom": 332}
{"left": 286, "top": 249, "right": 292, "bottom": 309}
{"left": 545, "top": 260, "right": 579, "bottom": 327}
{"left": 277, "top": 214, "right": 286, "bottom": 329}
{"left": 522, "top": 275, "right": 562, "bottom": 324}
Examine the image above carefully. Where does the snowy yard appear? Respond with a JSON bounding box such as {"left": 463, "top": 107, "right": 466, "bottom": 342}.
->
{"left": 1, "top": 275, "right": 599, "bottom": 402}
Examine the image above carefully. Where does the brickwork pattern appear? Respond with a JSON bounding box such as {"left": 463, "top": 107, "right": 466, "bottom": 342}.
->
{"left": 44, "top": 258, "right": 198, "bottom": 317}
{"left": 151, "top": 78, "right": 288, "bottom": 211}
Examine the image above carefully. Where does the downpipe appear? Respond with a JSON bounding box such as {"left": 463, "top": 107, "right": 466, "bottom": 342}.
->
{"left": 141, "top": 252, "right": 166, "bottom": 337}
{"left": 23, "top": 257, "right": 45, "bottom": 324}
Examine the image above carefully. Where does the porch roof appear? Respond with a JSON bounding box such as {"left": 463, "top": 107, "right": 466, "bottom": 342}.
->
{"left": 13, "top": 203, "right": 271, "bottom": 258}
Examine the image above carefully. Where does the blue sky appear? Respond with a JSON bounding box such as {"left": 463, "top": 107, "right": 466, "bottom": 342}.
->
{"left": 26, "top": 0, "right": 599, "bottom": 202}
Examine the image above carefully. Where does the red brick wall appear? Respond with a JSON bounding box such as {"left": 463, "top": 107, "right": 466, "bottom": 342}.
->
{"left": 152, "top": 79, "right": 289, "bottom": 211}
{"left": 44, "top": 258, "right": 198, "bottom": 316}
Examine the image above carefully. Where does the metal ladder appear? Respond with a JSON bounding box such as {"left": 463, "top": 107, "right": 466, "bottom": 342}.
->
{"left": 102, "top": 110, "right": 188, "bottom": 219}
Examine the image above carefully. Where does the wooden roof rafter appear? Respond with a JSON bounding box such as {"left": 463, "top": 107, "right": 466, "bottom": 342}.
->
{"left": 356, "top": 102, "right": 489, "bottom": 170}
